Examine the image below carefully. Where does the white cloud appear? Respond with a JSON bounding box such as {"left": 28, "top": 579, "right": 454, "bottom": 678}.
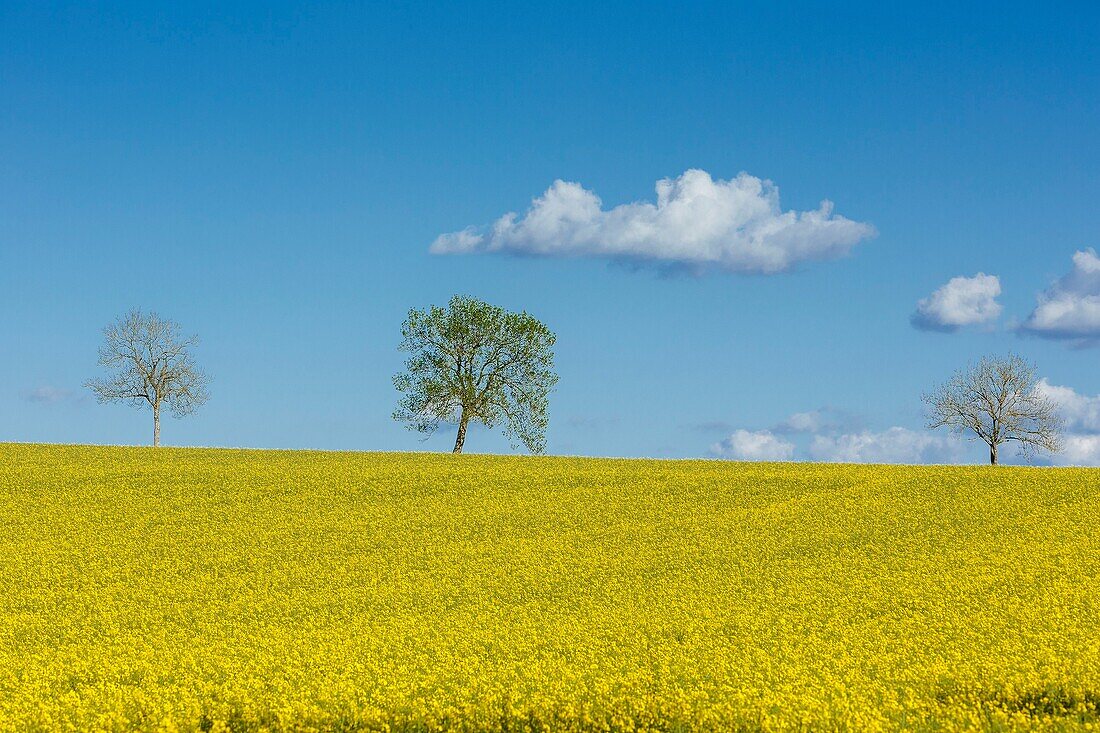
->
{"left": 712, "top": 429, "right": 795, "bottom": 461}
{"left": 781, "top": 411, "right": 823, "bottom": 433}
{"left": 1020, "top": 249, "right": 1100, "bottom": 344}
{"left": 432, "top": 169, "right": 876, "bottom": 274}
{"left": 708, "top": 380, "right": 1100, "bottom": 466}
{"left": 706, "top": 407, "right": 964, "bottom": 465}
{"left": 911, "top": 273, "right": 1002, "bottom": 332}
{"left": 1034, "top": 379, "right": 1100, "bottom": 433}
{"left": 808, "top": 427, "right": 968, "bottom": 464}
{"left": 1033, "top": 379, "right": 1100, "bottom": 466}
{"left": 1057, "top": 435, "right": 1100, "bottom": 466}
{"left": 774, "top": 407, "right": 857, "bottom": 435}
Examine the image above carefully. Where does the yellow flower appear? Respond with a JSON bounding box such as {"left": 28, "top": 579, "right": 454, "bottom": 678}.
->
{"left": 0, "top": 444, "right": 1097, "bottom": 730}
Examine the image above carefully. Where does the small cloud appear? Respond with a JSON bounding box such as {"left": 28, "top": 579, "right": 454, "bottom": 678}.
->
{"left": 23, "top": 386, "right": 79, "bottom": 405}
{"left": 779, "top": 411, "right": 823, "bottom": 433}
{"left": 911, "top": 273, "right": 1002, "bottom": 332}
{"left": 712, "top": 429, "right": 795, "bottom": 461}
{"left": 1019, "top": 249, "right": 1100, "bottom": 345}
{"left": 773, "top": 407, "right": 860, "bottom": 435}
{"left": 432, "top": 169, "right": 876, "bottom": 275}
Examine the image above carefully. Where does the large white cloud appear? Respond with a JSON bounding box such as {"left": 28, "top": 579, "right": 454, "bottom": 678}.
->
{"left": 911, "top": 273, "right": 1002, "bottom": 332}
{"left": 1020, "top": 249, "right": 1100, "bottom": 344}
{"left": 712, "top": 429, "right": 795, "bottom": 461}
{"left": 432, "top": 169, "right": 876, "bottom": 274}
{"left": 1057, "top": 435, "right": 1100, "bottom": 466}
{"left": 1033, "top": 379, "right": 1100, "bottom": 465}
{"left": 808, "top": 427, "right": 968, "bottom": 464}
{"left": 1035, "top": 379, "right": 1100, "bottom": 433}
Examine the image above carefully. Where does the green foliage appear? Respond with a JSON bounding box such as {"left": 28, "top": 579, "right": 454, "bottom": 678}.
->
{"left": 393, "top": 295, "right": 558, "bottom": 453}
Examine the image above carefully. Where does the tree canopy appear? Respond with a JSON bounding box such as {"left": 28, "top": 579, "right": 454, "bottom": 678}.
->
{"left": 393, "top": 295, "right": 558, "bottom": 453}
{"left": 85, "top": 310, "right": 209, "bottom": 447}
{"left": 923, "top": 354, "right": 1062, "bottom": 465}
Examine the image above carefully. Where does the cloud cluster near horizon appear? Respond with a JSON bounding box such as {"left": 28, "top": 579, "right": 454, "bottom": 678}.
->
{"left": 1020, "top": 249, "right": 1100, "bottom": 345}
{"left": 808, "top": 427, "right": 966, "bottom": 464}
{"left": 911, "top": 273, "right": 1002, "bottom": 332}
{"left": 710, "top": 406, "right": 968, "bottom": 464}
{"left": 711, "top": 429, "right": 795, "bottom": 461}
{"left": 709, "top": 383, "right": 1100, "bottom": 465}
{"left": 431, "top": 169, "right": 876, "bottom": 274}
{"left": 1034, "top": 379, "right": 1100, "bottom": 465}
{"left": 711, "top": 420, "right": 967, "bottom": 464}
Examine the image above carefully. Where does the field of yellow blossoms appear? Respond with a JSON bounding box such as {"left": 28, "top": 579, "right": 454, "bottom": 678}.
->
{"left": 1, "top": 443, "right": 1099, "bottom": 731}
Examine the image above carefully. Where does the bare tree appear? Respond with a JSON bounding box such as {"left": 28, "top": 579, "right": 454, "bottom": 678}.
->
{"left": 85, "top": 310, "right": 210, "bottom": 446}
{"left": 923, "top": 354, "right": 1062, "bottom": 465}
{"left": 393, "top": 295, "right": 558, "bottom": 454}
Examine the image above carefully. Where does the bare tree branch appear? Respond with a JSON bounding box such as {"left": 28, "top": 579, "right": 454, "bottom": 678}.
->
{"left": 923, "top": 354, "right": 1063, "bottom": 465}
{"left": 84, "top": 310, "right": 210, "bottom": 446}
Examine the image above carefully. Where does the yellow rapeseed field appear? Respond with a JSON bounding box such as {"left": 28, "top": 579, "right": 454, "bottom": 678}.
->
{"left": 1, "top": 443, "right": 1099, "bottom": 732}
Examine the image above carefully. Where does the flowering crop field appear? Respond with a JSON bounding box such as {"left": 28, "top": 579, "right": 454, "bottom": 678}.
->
{"left": 2, "top": 444, "right": 1099, "bottom": 732}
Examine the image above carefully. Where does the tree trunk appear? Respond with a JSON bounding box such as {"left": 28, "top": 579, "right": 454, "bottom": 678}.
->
{"left": 989, "top": 443, "right": 997, "bottom": 465}
{"left": 453, "top": 412, "right": 468, "bottom": 454}
{"left": 153, "top": 404, "right": 161, "bottom": 447}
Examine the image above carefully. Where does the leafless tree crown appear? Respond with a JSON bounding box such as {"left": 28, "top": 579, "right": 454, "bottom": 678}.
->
{"left": 85, "top": 310, "right": 210, "bottom": 446}
{"left": 923, "top": 354, "right": 1062, "bottom": 465}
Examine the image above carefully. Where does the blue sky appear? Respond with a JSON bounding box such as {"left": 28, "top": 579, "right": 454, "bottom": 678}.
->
{"left": 2, "top": 1, "right": 1099, "bottom": 462}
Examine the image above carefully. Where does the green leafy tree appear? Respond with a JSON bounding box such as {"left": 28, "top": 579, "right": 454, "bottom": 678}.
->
{"left": 393, "top": 295, "right": 558, "bottom": 454}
